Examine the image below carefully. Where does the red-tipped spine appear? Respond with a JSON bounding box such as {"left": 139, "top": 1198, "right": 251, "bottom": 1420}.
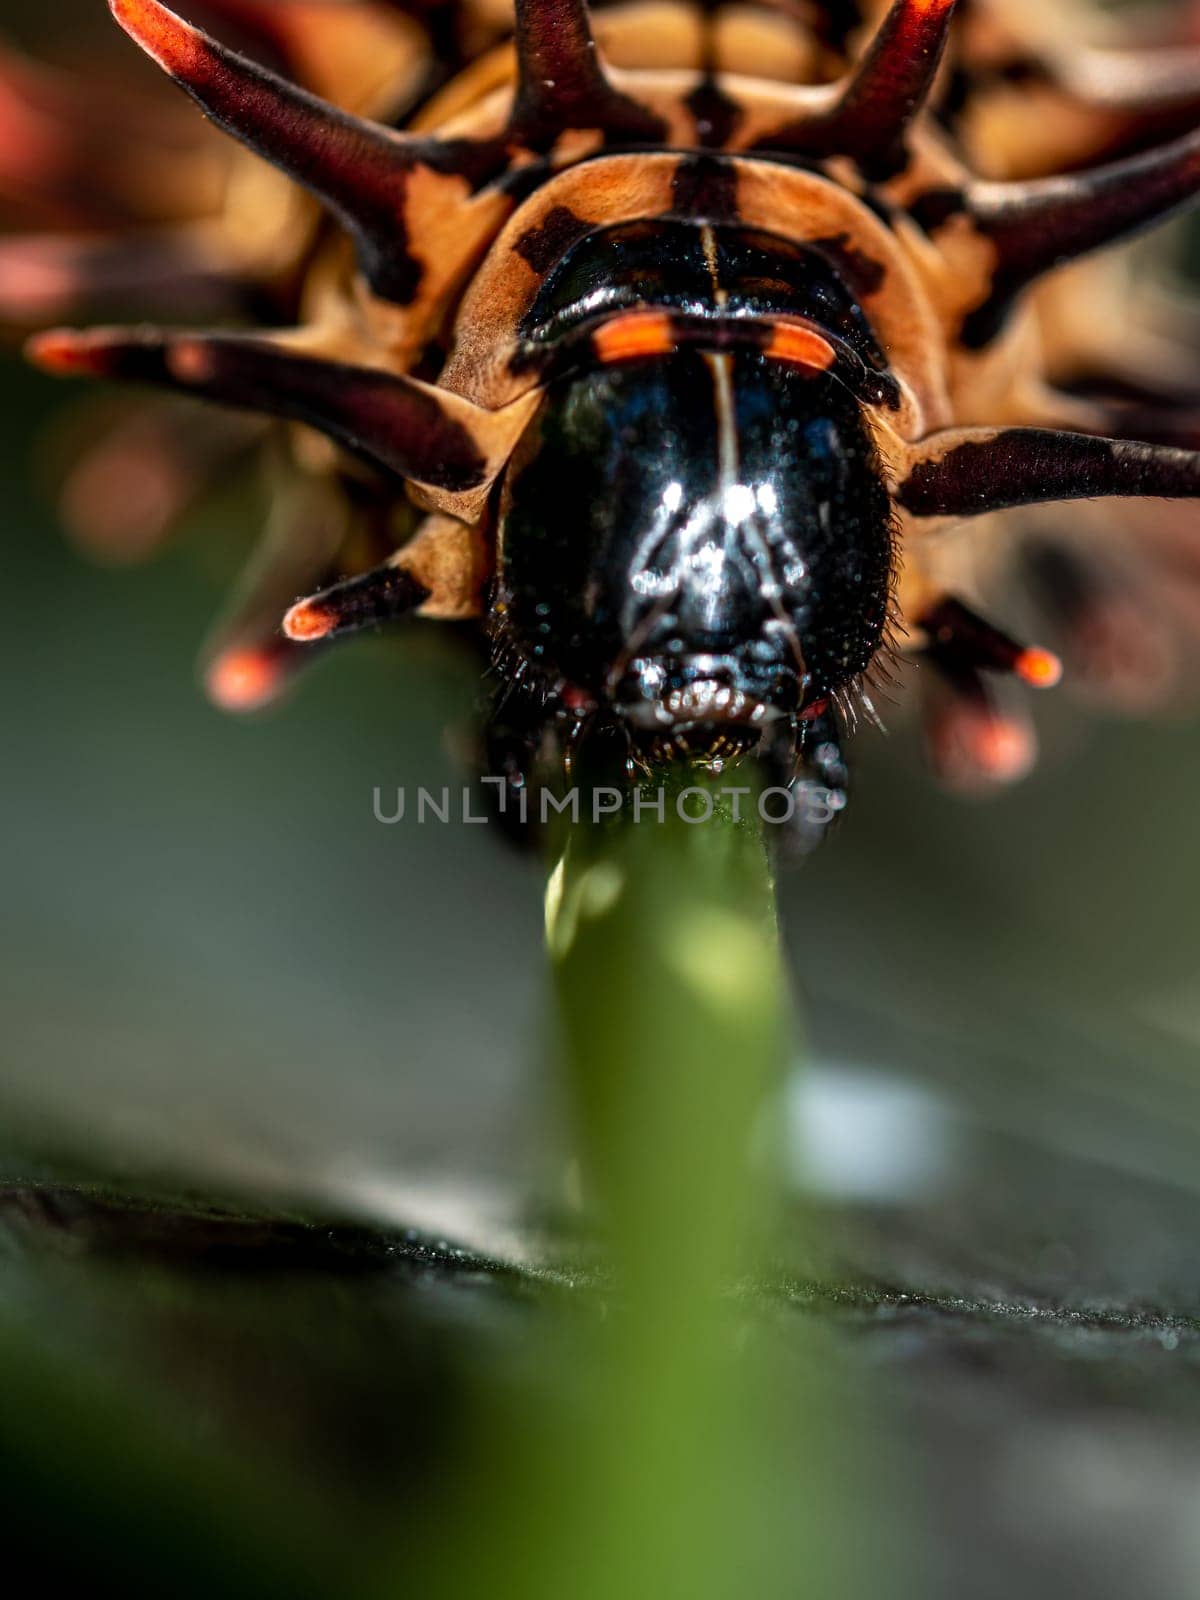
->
{"left": 827, "top": 0, "right": 958, "bottom": 167}
{"left": 920, "top": 598, "right": 1063, "bottom": 689}
{"left": 899, "top": 427, "right": 1200, "bottom": 518}
{"left": 283, "top": 563, "right": 430, "bottom": 643}
{"left": 509, "top": 0, "right": 664, "bottom": 144}
{"left": 205, "top": 641, "right": 294, "bottom": 713}
{"left": 106, "top": 0, "right": 457, "bottom": 300}
{"left": 962, "top": 127, "right": 1200, "bottom": 343}
{"left": 757, "top": 0, "right": 958, "bottom": 171}
{"left": 27, "top": 325, "right": 493, "bottom": 492}
{"left": 921, "top": 661, "right": 1038, "bottom": 793}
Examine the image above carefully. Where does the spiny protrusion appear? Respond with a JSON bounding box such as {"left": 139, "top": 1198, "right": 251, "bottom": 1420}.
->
{"left": 897, "top": 427, "right": 1200, "bottom": 518}
{"left": 1053, "top": 46, "right": 1200, "bottom": 113}
{"left": 1054, "top": 393, "right": 1200, "bottom": 455}
{"left": 287, "top": 513, "right": 489, "bottom": 636}
{"left": 509, "top": 0, "right": 665, "bottom": 148}
{"left": 205, "top": 640, "right": 304, "bottom": 713}
{"left": 284, "top": 562, "right": 430, "bottom": 643}
{"left": 758, "top": 0, "right": 959, "bottom": 174}
{"left": 27, "top": 326, "right": 505, "bottom": 492}
{"left": 919, "top": 597, "right": 1062, "bottom": 688}
{"left": 201, "top": 467, "right": 355, "bottom": 712}
{"left": 920, "top": 664, "right": 1037, "bottom": 793}
{"left": 0, "top": 230, "right": 239, "bottom": 322}
{"left": 957, "top": 126, "right": 1200, "bottom": 345}
{"left": 107, "top": 0, "right": 491, "bottom": 301}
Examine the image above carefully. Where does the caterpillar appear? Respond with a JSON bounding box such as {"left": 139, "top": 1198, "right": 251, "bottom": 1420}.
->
{"left": 10, "top": 0, "right": 1200, "bottom": 834}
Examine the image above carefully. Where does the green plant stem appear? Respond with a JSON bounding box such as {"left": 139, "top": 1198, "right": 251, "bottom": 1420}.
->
{"left": 405, "top": 767, "right": 798, "bottom": 1600}
{"left": 547, "top": 765, "right": 789, "bottom": 1287}
{"left": 541, "top": 766, "right": 794, "bottom": 1599}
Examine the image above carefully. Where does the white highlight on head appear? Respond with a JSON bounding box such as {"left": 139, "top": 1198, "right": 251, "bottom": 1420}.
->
{"left": 722, "top": 483, "right": 756, "bottom": 523}
{"left": 684, "top": 539, "right": 725, "bottom": 597}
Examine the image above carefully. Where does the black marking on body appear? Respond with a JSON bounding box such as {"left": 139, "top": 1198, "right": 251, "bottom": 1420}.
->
{"left": 935, "top": 65, "right": 975, "bottom": 126}
{"left": 515, "top": 205, "right": 595, "bottom": 275}
{"left": 856, "top": 188, "right": 899, "bottom": 231}
{"left": 685, "top": 78, "right": 743, "bottom": 151}
{"left": 358, "top": 137, "right": 514, "bottom": 305}
{"left": 908, "top": 186, "right": 967, "bottom": 235}
{"left": 809, "top": 0, "right": 869, "bottom": 58}
{"left": 960, "top": 289, "right": 1022, "bottom": 351}
{"left": 497, "top": 158, "right": 557, "bottom": 209}
{"left": 809, "top": 233, "right": 887, "bottom": 300}
{"left": 671, "top": 154, "right": 739, "bottom": 220}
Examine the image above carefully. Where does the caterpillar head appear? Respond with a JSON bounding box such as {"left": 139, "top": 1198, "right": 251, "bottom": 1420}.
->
{"left": 496, "top": 347, "right": 894, "bottom": 760}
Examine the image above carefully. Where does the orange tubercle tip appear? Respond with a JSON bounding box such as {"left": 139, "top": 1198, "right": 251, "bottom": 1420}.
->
{"left": 25, "top": 329, "right": 105, "bottom": 376}
{"left": 1014, "top": 647, "right": 1063, "bottom": 689}
{"left": 0, "top": 243, "right": 83, "bottom": 321}
{"left": 206, "top": 649, "right": 282, "bottom": 713}
{"left": 970, "top": 717, "right": 1036, "bottom": 784}
{"left": 109, "top": 0, "right": 201, "bottom": 74}
{"left": 166, "top": 340, "right": 215, "bottom": 384}
{"left": 283, "top": 600, "right": 334, "bottom": 643}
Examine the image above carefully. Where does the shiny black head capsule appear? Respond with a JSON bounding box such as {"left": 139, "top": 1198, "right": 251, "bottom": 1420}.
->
{"left": 495, "top": 347, "right": 894, "bottom": 756}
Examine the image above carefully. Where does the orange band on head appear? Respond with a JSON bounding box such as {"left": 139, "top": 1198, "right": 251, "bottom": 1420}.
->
{"left": 764, "top": 323, "right": 837, "bottom": 371}
{"left": 592, "top": 312, "right": 675, "bottom": 365}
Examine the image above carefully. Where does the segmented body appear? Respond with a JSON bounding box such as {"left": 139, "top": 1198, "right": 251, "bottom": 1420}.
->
{"left": 12, "top": 0, "right": 1200, "bottom": 823}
